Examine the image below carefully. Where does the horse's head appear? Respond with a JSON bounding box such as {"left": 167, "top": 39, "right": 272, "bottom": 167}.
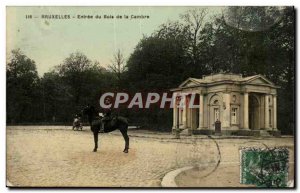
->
{"left": 82, "top": 105, "right": 95, "bottom": 125}
{"left": 82, "top": 104, "right": 97, "bottom": 120}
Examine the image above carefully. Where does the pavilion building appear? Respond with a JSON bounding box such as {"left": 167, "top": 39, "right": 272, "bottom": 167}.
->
{"left": 171, "top": 73, "right": 280, "bottom": 136}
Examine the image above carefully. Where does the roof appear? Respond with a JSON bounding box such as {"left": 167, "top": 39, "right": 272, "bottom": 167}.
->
{"left": 175, "top": 73, "right": 277, "bottom": 90}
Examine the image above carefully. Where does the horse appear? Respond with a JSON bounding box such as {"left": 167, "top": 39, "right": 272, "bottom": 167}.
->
{"left": 82, "top": 105, "right": 129, "bottom": 153}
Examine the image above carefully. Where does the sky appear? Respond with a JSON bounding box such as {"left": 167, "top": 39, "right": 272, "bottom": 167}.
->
{"left": 7, "top": 6, "right": 223, "bottom": 76}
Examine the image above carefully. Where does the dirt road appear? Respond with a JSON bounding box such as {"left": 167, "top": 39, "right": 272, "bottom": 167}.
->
{"left": 6, "top": 126, "right": 294, "bottom": 187}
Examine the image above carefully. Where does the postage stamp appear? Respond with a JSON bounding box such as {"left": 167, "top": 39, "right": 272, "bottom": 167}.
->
{"left": 240, "top": 147, "right": 289, "bottom": 187}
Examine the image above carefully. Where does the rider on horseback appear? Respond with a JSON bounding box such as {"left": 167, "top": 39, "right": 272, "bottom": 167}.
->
{"left": 102, "top": 108, "right": 112, "bottom": 121}
{"left": 83, "top": 103, "right": 129, "bottom": 153}
{"left": 101, "top": 107, "right": 117, "bottom": 132}
{"left": 101, "top": 97, "right": 118, "bottom": 131}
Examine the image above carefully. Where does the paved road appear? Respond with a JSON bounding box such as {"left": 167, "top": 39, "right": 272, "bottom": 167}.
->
{"left": 6, "top": 126, "right": 294, "bottom": 187}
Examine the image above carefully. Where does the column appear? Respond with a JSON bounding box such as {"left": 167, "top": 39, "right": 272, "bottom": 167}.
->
{"left": 273, "top": 95, "right": 277, "bottom": 130}
{"left": 172, "top": 95, "right": 178, "bottom": 129}
{"left": 190, "top": 108, "right": 193, "bottom": 129}
{"left": 222, "top": 93, "right": 230, "bottom": 128}
{"left": 264, "top": 95, "right": 269, "bottom": 129}
{"left": 198, "top": 94, "right": 204, "bottom": 129}
{"left": 244, "top": 92, "right": 249, "bottom": 129}
{"left": 182, "top": 95, "right": 187, "bottom": 128}
{"left": 179, "top": 107, "right": 182, "bottom": 125}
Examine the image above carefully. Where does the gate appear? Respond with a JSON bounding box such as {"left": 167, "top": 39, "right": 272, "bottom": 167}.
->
{"left": 215, "top": 120, "right": 221, "bottom": 135}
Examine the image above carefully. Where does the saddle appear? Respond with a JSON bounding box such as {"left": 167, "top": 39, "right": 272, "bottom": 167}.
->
{"left": 102, "top": 116, "right": 118, "bottom": 127}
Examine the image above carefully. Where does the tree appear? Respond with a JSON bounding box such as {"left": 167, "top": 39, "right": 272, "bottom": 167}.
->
{"left": 223, "top": 6, "right": 285, "bottom": 32}
{"left": 40, "top": 71, "right": 71, "bottom": 122}
{"left": 126, "top": 36, "right": 188, "bottom": 90}
{"left": 108, "top": 49, "right": 127, "bottom": 88}
{"left": 6, "top": 49, "right": 41, "bottom": 123}
{"left": 54, "top": 52, "right": 116, "bottom": 120}
{"left": 125, "top": 34, "right": 190, "bottom": 129}
{"left": 56, "top": 52, "right": 93, "bottom": 105}
{"left": 155, "top": 9, "right": 212, "bottom": 76}
{"left": 180, "top": 8, "right": 208, "bottom": 71}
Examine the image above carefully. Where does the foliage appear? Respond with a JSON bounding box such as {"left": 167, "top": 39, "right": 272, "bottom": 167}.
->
{"left": 125, "top": 7, "right": 295, "bottom": 132}
{"left": 6, "top": 7, "right": 295, "bottom": 134}
{"left": 7, "top": 49, "right": 40, "bottom": 123}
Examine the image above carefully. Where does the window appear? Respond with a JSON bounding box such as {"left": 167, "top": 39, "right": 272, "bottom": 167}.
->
{"left": 232, "top": 95, "right": 236, "bottom": 103}
{"left": 231, "top": 108, "right": 238, "bottom": 124}
{"left": 214, "top": 108, "right": 220, "bottom": 122}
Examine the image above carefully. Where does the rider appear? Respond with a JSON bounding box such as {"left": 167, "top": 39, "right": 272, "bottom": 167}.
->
{"left": 103, "top": 108, "right": 112, "bottom": 120}
{"left": 102, "top": 97, "right": 113, "bottom": 121}
{"left": 101, "top": 97, "right": 114, "bottom": 132}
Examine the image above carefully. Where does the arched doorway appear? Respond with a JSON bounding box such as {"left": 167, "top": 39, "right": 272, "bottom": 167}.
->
{"left": 249, "top": 95, "right": 260, "bottom": 130}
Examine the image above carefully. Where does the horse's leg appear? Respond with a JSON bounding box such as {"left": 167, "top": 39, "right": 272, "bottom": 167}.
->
{"left": 120, "top": 127, "right": 129, "bottom": 153}
{"left": 92, "top": 126, "right": 99, "bottom": 152}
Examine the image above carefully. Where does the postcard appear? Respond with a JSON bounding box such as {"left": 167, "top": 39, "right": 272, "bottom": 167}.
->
{"left": 6, "top": 6, "right": 295, "bottom": 188}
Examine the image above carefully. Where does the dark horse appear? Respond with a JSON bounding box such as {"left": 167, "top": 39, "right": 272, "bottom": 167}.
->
{"left": 83, "top": 105, "right": 129, "bottom": 153}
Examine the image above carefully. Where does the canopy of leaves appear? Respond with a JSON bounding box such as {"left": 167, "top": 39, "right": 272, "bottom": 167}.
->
{"left": 6, "top": 7, "right": 295, "bottom": 134}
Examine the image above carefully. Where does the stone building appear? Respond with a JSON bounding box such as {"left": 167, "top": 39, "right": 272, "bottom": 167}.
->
{"left": 171, "top": 73, "right": 280, "bottom": 136}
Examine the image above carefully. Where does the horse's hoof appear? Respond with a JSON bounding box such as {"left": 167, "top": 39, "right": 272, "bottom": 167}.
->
{"left": 93, "top": 149, "right": 97, "bottom": 152}
{"left": 123, "top": 149, "right": 128, "bottom": 153}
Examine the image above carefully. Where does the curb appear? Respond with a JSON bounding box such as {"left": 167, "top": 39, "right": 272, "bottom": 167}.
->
{"left": 161, "top": 166, "right": 193, "bottom": 187}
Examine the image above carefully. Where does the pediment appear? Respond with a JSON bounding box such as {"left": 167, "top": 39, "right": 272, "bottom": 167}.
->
{"left": 179, "top": 78, "right": 200, "bottom": 88}
{"left": 246, "top": 75, "right": 274, "bottom": 86}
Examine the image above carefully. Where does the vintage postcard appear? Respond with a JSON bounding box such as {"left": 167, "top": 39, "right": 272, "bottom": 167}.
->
{"left": 6, "top": 6, "right": 295, "bottom": 188}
